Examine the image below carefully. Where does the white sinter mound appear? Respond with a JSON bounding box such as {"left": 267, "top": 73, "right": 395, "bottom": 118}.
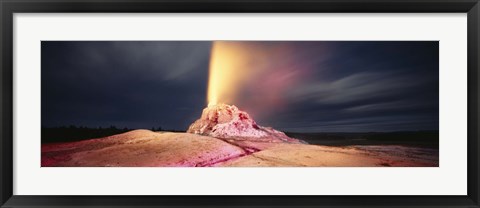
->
{"left": 187, "top": 104, "right": 303, "bottom": 143}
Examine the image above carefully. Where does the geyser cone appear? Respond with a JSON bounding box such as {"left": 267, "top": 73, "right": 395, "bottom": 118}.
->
{"left": 187, "top": 104, "right": 303, "bottom": 143}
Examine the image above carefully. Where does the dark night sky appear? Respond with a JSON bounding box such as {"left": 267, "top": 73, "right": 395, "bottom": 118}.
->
{"left": 41, "top": 41, "right": 439, "bottom": 132}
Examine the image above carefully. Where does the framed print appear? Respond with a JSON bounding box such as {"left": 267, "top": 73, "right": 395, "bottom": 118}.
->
{"left": 1, "top": 0, "right": 479, "bottom": 207}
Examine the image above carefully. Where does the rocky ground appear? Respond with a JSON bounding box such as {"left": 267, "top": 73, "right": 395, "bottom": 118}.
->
{"left": 42, "top": 129, "right": 438, "bottom": 167}
{"left": 42, "top": 104, "right": 438, "bottom": 167}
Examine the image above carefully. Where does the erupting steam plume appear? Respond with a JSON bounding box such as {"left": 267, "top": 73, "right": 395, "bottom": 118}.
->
{"left": 206, "top": 41, "right": 310, "bottom": 120}
{"left": 207, "top": 41, "right": 252, "bottom": 106}
{"left": 189, "top": 41, "right": 304, "bottom": 143}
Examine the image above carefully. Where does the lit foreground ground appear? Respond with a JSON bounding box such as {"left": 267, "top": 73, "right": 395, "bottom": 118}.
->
{"left": 42, "top": 130, "right": 438, "bottom": 167}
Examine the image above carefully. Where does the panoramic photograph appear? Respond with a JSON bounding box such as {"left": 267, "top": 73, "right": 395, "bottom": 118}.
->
{"left": 41, "top": 41, "right": 439, "bottom": 167}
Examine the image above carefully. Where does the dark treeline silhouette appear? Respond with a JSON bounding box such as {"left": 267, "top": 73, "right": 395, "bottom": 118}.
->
{"left": 41, "top": 125, "right": 185, "bottom": 144}
{"left": 42, "top": 125, "right": 438, "bottom": 148}
{"left": 285, "top": 130, "right": 439, "bottom": 148}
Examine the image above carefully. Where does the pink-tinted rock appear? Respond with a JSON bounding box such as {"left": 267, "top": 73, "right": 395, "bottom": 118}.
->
{"left": 41, "top": 130, "right": 438, "bottom": 167}
{"left": 187, "top": 104, "right": 303, "bottom": 143}
{"left": 41, "top": 130, "right": 247, "bottom": 167}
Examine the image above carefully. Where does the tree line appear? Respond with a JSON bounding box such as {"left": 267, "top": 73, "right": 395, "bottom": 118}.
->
{"left": 41, "top": 125, "right": 183, "bottom": 144}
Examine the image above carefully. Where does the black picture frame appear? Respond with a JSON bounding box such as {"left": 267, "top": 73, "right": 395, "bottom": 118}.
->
{"left": 1, "top": 0, "right": 479, "bottom": 207}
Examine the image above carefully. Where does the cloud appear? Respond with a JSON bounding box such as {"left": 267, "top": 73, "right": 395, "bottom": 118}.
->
{"left": 42, "top": 41, "right": 212, "bottom": 129}
{"left": 42, "top": 41, "right": 439, "bottom": 132}
{"left": 288, "top": 71, "right": 422, "bottom": 105}
{"left": 344, "top": 100, "right": 428, "bottom": 112}
{"left": 72, "top": 41, "right": 211, "bottom": 82}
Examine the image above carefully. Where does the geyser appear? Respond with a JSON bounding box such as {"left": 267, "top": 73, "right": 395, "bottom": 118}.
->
{"left": 187, "top": 104, "right": 302, "bottom": 143}
{"left": 198, "top": 42, "right": 303, "bottom": 143}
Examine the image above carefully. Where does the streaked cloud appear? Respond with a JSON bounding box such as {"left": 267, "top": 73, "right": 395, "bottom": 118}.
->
{"left": 42, "top": 41, "right": 438, "bottom": 132}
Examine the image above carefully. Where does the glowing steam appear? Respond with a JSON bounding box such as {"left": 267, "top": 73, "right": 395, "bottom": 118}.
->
{"left": 206, "top": 41, "right": 314, "bottom": 120}
{"left": 207, "top": 41, "right": 252, "bottom": 106}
